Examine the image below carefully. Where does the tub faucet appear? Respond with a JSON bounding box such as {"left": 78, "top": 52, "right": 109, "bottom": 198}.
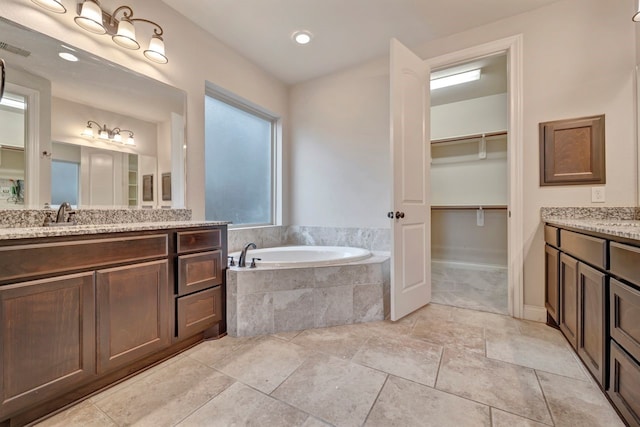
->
{"left": 238, "top": 242, "right": 257, "bottom": 267}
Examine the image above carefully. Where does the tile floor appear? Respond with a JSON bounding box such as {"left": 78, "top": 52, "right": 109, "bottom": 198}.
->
{"left": 431, "top": 261, "right": 509, "bottom": 315}
{"left": 35, "top": 304, "right": 623, "bottom": 427}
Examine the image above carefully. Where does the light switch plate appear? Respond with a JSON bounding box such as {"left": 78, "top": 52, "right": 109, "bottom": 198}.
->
{"left": 591, "top": 187, "right": 605, "bottom": 203}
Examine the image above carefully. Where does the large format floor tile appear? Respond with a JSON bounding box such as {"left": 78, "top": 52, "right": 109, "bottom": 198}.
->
{"left": 34, "top": 303, "right": 625, "bottom": 427}
{"left": 352, "top": 334, "right": 442, "bottom": 386}
{"left": 272, "top": 353, "right": 387, "bottom": 427}
{"left": 176, "top": 382, "right": 309, "bottom": 427}
{"left": 537, "top": 371, "right": 626, "bottom": 426}
{"left": 365, "top": 375, "right": 490, "bottom": 427}
{"left": 210, "top": 337, "right": 313, "bottom": 393}
{"left": 92, "top": 357, "right": 235, "bottom": 426}
{"left": 435, "top": 348, "right": 552, "bottom": 424}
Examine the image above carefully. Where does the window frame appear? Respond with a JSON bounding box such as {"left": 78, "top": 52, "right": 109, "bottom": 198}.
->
{"left": 204, "top": 84, "right": 279, "bottom": 228}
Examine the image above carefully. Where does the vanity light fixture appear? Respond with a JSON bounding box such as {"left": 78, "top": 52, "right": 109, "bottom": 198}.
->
{"left": 82, "top": 120, "right": 135, "bottom": 146}
{"left": 430, "top": 69, "right": 481, "bottom": 90}
{"left": 31, "top": 0, "right": 66, "bottom": 13}
{"left": 634, "top": 0, "right": 640, "bottom": 21}
{"left": 30, "top": 0, "right": 168, "bottom": 64}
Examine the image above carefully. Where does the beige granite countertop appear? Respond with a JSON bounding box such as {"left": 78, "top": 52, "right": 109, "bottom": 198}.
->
{"left": 544, "top": 218, "right": 640, "bottom": 241}
{"left": 0, "top": 221, "right": 230, "bottom": 241}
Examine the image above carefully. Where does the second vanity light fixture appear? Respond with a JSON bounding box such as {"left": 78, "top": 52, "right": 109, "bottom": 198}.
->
{"left": 82, "top": 120, "right": 135, "bottom": 146}
{"left": 30, "top": 0, "right": 168, "bottom": 64}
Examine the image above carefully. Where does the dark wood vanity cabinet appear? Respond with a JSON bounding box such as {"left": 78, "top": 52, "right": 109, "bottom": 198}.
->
{"left": 0, "top": 273, "right": 95, "bottom": 418}
{"left": 0, "top": 224, "right": 227, "bottom": 425}
{"left": 577, "top": 262, "right": 606, "bottom": 385}
{"left": 559, "top": 253, "right": 579, "bottom": 349}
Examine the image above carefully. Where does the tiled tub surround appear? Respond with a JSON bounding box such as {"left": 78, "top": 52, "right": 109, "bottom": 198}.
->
{"left": 227, "top": 254, "right": 390, "bottom": 337}
{"left": 0, "top": 207, "right": 191, "bottom": 228}
{"left": 228, "top": 225, "right": 391, "bottom": 252}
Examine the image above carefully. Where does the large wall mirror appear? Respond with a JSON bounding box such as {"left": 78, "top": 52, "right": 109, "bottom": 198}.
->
{"left": 0, "top": 17, "right": 186, "bottom": 209}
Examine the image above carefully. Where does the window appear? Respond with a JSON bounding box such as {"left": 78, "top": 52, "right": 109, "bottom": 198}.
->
{"left": 51, "top": 160, "right": 79, "bottom": 206}
{"left": 204, "top": 89, "right": 277, "bottom": 226}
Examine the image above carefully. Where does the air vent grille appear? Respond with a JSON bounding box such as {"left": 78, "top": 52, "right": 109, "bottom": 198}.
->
{"left": 0, "top": 42, "right": 31, "bottom": 58}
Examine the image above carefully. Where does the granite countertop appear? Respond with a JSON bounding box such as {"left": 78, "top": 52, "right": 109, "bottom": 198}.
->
{"left": 544, "top": 218, "right": 640, "bottom": 241}
{"left": 0, "top": 221, "right": 230, "bottom": 241}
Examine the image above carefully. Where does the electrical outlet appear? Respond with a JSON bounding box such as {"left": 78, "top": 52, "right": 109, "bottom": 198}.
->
{"left": 592, "top": 187, "right": 605, "bottom": 203}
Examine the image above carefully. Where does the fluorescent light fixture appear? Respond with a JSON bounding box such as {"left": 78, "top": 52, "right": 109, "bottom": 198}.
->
{"left": 292, "top": 31, "right": 312, "bottom": 45}
{"left": 58, "top": 52, "right": 79, "bottom": 62}
{"left": 430, "top": 69, "right": 481, "bottom": 90}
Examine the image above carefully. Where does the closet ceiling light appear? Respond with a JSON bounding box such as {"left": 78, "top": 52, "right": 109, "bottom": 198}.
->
{"left": 29, "top": 0, "right": 168, "bottom": 64}
{"left": 430, "top": 69, "right": 481, "bottom": 90}
{"left": 58, "top": 52, "right": 78, "bottom": 62}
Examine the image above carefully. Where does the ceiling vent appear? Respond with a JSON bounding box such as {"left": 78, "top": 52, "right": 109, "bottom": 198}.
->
{"left": 0, "top": 42, "right": 31, "bottom": 57}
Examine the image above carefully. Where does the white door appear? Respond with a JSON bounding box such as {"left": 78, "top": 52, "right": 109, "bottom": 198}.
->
{"left": 389, "top": 39, "right": 431, "bottom": 321}
{"left": 80, "top": 147, "right": 123, "bottom": 206}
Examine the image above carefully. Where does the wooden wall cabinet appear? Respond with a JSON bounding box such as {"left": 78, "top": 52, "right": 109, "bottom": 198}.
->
{"left": 0, "top": 273, "right": 95, "bottom": 418}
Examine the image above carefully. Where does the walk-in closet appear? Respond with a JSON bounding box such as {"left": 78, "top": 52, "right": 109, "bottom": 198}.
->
{"left": 430, "top": 53, "right": 508, "bottom": 314}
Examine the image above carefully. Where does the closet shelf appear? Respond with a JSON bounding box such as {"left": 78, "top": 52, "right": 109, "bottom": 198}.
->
{"left": 431, "top": 130, "right": 507, "bottom": 145}
{"left": 431, "top": 205, "right": 507, "bottom": 210}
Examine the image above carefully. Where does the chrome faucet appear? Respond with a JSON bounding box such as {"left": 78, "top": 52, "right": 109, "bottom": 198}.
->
{"left": 55, "top": 202, "right": 72, "bottom": 223}
{"left": 238, "top": 242, "right": 257, "bottom": 267}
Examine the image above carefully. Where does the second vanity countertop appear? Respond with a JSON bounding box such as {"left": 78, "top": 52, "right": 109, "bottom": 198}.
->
{"left": 0, "top": 221, "right": 230, "bottom": 241}
{"left": 544, "top": 218, "right": 640, "bottom": 241}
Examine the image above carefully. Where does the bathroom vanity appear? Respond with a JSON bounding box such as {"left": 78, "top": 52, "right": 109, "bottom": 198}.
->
{"left": 544, "top": 213, "right": 640, "bottom": 427}
{"left": 0, "top": 221, "right": 227, "bottom": 426}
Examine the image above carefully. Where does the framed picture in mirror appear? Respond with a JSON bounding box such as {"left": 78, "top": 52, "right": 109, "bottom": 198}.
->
{"left": 162, "top": 173, "right": 171, "bottom": 201}
{"left": 142, "top": 174, "right": 153, "bottom": 201}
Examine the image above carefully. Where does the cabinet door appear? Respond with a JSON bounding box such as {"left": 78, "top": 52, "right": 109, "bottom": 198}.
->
{"left": 177, "top": 250, "right": 223, "bottom": 296}
{"left": 177, "top": 286, "right": 223, "bottom": 338}
{"left": 559, "top": 253, "right": 579, "bottom": 349}
{"left": 545, "top": 244, "right": 560, "bottom": 323}
{"left": 577, "top": 262, "right": 606, "bottom": 386}
{"left": 609, "top": 340, "right": 640, "bottom": 427}
{"left": 0, "top": 273, "right": 95, "bottom": 418}
{"left": 96, "top": 260, "right": 170, "bottom": 374}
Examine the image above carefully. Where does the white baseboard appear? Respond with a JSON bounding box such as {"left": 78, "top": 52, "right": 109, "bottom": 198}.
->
{"left": 523, "top": 305, "right": 547, "bottom": 322}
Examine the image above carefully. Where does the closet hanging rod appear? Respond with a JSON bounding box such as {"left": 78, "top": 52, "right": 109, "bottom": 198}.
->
{"left": 431, "top": 130, "right": 507, "bottom": 145}
{"left": 431, "top": 205, "right": 508, "bottom": 210}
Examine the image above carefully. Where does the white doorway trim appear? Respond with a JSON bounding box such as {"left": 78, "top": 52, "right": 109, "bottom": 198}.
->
{"left": 425, "top": 34, "right": 524, "bottom": 319}
{"left": 4, "top": 82, "right": 40, "bottom": 208}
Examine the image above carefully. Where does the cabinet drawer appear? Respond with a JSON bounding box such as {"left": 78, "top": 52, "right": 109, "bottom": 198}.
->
{"left": 178, "top": 250, "right": 223, "bottom": 296}
{"left": 560, "top": 229, "right": 607, "bottom": 270}
{"left": 608, "top": 340, "right": 640, "bottom": 427}
{"left": 0, "top": 234, "right": 168, "bottom": 283}
{"left": 177, "top": 286, "right": 222, "bottom": 338}
{"left": 545, "top": 225, "right": 560, "bottom": 247}
{"left": 177, "top": 229, "right": 222, "bottom": 254}
{"left": 611, "top": 278, "right": 640, "bottom": 363}
{"left": 611, "top": 242, "right": 640, "bottom": 287}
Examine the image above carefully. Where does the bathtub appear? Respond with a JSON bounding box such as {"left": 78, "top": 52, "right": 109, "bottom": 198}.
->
{"left": 229, "top": 245, "right": 372, "bottom": 268}
{"left": 226, "top": 245, "right": 390, "bottom": 337}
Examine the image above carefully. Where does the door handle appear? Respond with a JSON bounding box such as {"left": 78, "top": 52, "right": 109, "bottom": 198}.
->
{"left": 387, "top": 211, "right": 394, "bottom": 219}
{"left": 395, "top": 211, "right": 405, "bottom": 219}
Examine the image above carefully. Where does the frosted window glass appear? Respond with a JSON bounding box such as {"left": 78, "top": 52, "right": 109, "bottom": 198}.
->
{"left": 51, "top": 160, "right": 79, "bottom": 206}
{"left": 205, "top": 95, "right": 273, "bottom": 225}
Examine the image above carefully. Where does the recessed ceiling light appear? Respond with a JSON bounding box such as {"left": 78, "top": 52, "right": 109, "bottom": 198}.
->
{"left": 430, "top": 69, "right": 481, "bottom": 90}
{"left": 292, "top": 31, "right": 313, "bottom": 45}
{"left": 58, "top": 52, "right": 79, "bottom": 62}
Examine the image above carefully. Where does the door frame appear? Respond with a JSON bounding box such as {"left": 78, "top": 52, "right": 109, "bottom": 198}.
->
{"left": 425, "top": 34, "right": 524, "bottom": 318}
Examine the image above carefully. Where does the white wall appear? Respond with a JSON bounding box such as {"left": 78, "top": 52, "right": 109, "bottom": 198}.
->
{"left": 0, "top": 107, "right": 24, "bottom": 148}
{"left": 1, "top": 0, "right": 289, "bottom": 220}
{"left": 289, "top": 0, "right": 638, "bottom": 309}
{"left": 431, "top": 93, "right": 508, "bottom": 139}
